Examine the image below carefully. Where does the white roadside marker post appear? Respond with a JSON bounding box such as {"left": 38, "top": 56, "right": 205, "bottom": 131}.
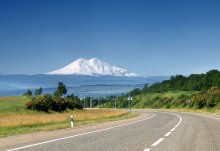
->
{"left": 71, "top": 115, "right": 74, "bottom": 128}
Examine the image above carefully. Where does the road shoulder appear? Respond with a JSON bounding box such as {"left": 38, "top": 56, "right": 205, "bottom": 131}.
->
{"left": 0, "top": 112, "right": 150, "bottom": 150}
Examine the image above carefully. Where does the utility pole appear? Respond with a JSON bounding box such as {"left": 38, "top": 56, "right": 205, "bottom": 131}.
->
{"left": 84, "top": 97, "right": 85, "bottom": 108}
{"left": 90, "top": 97, "right": 92, "bottom": 108}
{"left": 115, "top": 96, "right": 117, "bottom": 109}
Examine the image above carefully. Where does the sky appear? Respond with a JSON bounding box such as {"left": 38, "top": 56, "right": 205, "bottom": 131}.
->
{"left": 0, "top": 0, "right": 220, "bottom": 76}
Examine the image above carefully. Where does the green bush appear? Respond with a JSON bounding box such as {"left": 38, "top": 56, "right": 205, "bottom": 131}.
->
{"left": 51, "top": 96, "right": 68, "bottom": 112}
{"left": 195, "top": 99, "right": 206, "bottom": 109}
{"left": 25, "top": 82, "right": 83, "bottom": 112}
{"left": 25, "top": 94, "right": 83, "bottom": 112}
{"left": 26, "top": 94, "right": 53, "bottom": 112}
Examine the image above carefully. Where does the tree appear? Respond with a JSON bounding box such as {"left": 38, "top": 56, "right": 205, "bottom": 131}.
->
{"left": 23, "top": 89, "right": 32, "bottom": 96}
{"left": 34, "top": 87, "right": 42, "bottom": 96}
{"left": 130, "top": 88, "right": 142, "bottom": 96}
{"left": 54, "top": 82, "right": 67, "bottom": 97}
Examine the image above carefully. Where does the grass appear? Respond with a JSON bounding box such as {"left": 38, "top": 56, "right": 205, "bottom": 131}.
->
{"left": 159, "top": 107, "right": 220, "bottom": 115}
{"left": 0, "top": 96, "right": 137, "bottom": 137}
{"left": 0, "top": 111, "right": 136, "bottom": 137}
{"left": 0, "top": 96, "right": 31, "bottom": 114}
{"left": 132, "top": 91, "right": 220, "bottom": 114}
{"left": 0, "top": 109, "right": 127, "bottom": 127}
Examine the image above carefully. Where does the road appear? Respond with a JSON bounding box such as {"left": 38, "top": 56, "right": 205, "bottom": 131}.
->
{"left": 1, "top": 111, "right": 220, "bottom": 151}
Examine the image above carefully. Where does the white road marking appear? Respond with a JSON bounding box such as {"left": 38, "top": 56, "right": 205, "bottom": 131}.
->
{"left": 170, "top": 128, "right": 175, "bottom": 131}
{"left": 143, "top": 111, "right": 183, "bottom": 151}
{"left": 170, "top": 111, "right": 220, "bottom": 121}
{"left": 6, "top": 114, "right": 155, "bottom": 151}
{"left": 199, "top": 114, "right": 220, "bottom": 120}
{"left": 164, "top": 132, "right": 172, "bottom": 137}
{"left": 151, "top": 138, "right": 164, "bottom": 146}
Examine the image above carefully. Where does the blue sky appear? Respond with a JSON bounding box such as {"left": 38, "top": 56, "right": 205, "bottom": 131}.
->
{"left": 0, "top": 0, "right": 220, "bottom": 76}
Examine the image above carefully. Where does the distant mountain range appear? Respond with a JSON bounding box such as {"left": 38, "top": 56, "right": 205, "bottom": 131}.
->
{"left": 0, "top": 74, "right": 170, "bottom": 96}
{"left": 47, "top": 58, "right": 137, "bottom": 77}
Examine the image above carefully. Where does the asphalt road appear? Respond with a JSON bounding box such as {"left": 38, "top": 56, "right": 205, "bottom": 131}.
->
{"left": 2, "top": 111, "right": 220, "bottom": 151}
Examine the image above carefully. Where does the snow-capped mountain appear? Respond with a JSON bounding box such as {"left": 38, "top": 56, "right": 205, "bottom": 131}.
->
{"left": 47, "top": 58, "right": 137, "bottom": 77}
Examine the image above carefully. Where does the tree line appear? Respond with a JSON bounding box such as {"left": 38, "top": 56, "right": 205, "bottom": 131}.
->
{"left": 24, "top": 82, "right": 83, "bottom": 112}
{"left": 142, "top": 70, "right": 220, "bottom": 93}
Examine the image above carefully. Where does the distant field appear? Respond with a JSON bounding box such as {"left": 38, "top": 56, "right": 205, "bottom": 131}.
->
{"left": 0, "top": 96, "right": 134, "bottom": 137}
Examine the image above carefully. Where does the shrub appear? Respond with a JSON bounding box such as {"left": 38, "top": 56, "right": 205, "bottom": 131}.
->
{"left": 30, "top": 95, "right": 53, "bottom": 112}
{"left": 26, "top": 94, "right": 83, "bottom": 112}
{"left": 51, "top": 96, "right": 68, "bottom": 112}
{"left": 195, "top": 99, "right": 206, "bottom": 109}
{"left": 206, "top": 94, "right": 220, "bottom": 107}
{"left": 25, "top": 101, "right": 33, "bottom": 109}
{"left": 24, "top": 82, "right": 84, "bottom": 112}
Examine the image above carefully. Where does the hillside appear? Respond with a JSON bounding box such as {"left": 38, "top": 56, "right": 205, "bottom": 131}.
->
{"left": 118, "top": 70, "right": 220, "bottom": 111}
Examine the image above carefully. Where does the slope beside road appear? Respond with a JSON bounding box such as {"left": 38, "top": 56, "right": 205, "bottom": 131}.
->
{"left": 1, "top": 111, "right": 220, "bottom": 151}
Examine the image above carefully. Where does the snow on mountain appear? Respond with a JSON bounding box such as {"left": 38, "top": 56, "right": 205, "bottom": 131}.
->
{"left": 47, "top": 58, "right": 137, "bottom": 77}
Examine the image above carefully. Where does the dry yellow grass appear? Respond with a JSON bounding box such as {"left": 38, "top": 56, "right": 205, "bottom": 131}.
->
{"left": 0, "top": 109, "right": 125, "bottom": 127}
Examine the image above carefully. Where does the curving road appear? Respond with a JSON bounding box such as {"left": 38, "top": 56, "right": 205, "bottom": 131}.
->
{"left": 2, "top": 111, "right": 220, "bottom": 151}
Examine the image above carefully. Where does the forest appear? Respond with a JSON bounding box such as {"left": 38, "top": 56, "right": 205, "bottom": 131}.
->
{"left": 141, "top": 70, "right": 220, "bottom": 93}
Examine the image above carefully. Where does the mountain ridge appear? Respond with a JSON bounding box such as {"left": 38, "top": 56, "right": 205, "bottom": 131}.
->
{"left": 47, "top": 58, "right": 137, "bottom": 77}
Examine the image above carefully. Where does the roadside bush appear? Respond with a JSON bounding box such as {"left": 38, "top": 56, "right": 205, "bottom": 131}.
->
{"left": 24, "top": 82, "right": 83, "bottom": 112}
{"left": 65, "top": 95, "right": 83, "bottom": 110}
{"left": 28, "top": 94, "right": 53, "bottom": 112}
{"left": 190, "top": 87, "right": 220, "bottom": 109}
{"left": 25, "top": 94, "right": 83, "bottom": 112}
{"left": 206, "top": 94, "right": 220, "bottom": 107}
{"left": 67, "top": 100, "right": 83, "bottom": 110}
{"left": 195, "top": 99, "right": 206, "bottom": 109}
{"left": 51, "top": 96, "right": 68, "bottom": 112}
{"left": 173, "top": 94, "right": 190, "bottom": 108}
{"left": 165, "top": 102, "right": 171, "bottom": 108}
{"left": 25, "top": 101, "right": 33, "bottom": 109}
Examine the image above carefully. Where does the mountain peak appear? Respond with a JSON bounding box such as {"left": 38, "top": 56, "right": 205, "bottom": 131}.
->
{"left": 47, "top": 58, "right": 137, "bottom": 77}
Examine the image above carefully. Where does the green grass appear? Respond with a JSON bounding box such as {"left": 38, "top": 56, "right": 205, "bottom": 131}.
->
{"left": 132, "top": 91, "right": 197, "bottom": 109}
{"left": 0, "top": 96, "right": 32, "bottom": 114}
{"left": 132, "top": 91, "right": 220, "bottom": 114}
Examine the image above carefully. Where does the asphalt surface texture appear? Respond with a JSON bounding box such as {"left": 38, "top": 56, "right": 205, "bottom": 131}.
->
{"left": 1, "top": 110, "right": 220, "bottom": 151}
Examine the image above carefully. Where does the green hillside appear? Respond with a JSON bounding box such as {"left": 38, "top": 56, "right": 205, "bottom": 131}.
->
{"left": 123, "top": 70, "right": 220, "bottom": 112}
{"left": 132, "top": 91, "right": 196, "bottom": 109}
